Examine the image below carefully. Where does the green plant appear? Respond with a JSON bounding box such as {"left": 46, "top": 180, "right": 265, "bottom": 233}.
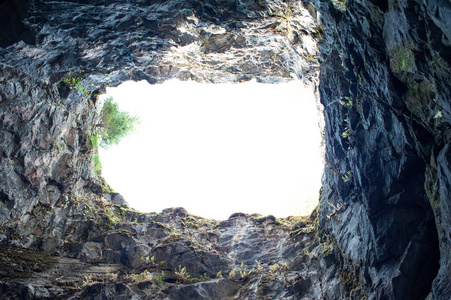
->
{"left": 342, "top": 127, "right": 352, "bottom": 139}
{"left": 228, "top": 268, "right": 237, "bottom": 279}
{"left": 124, "top": 270, "right": 153, "bottom": 283}
{"left": 340, "top": 96, "right": 353, "bottom": 107}
{"left": 141, "top": 255, "right": 165, "bottom": 268}
{"left": 321, "top": 243, "right": 333, "bottom": 257}
{"left": 434, "top": 111, "right": 443, "bottom": 119}
{"left": 82, "top": 275, "right": 92, "bottom": 286}
{"left": 157, "top": 271, "right": 165, "bottom": 284}
{"left": 255, "top": 260, "right": 263, "bottom": 271}
{"left": 175, "top": 265, "right": 192, "bottom": 284}
{"left": 257, "top": 0, "right": 266, "bottom": 8}
{"left": 240, "top": 268, "right": 252, "bottom": 279}
{"left": 61, "top": 72, "right": 90, "bottom": 97}
{"left": 82, "top": 274, "right": 100, "bottom": 287}
{"left": 269, "top": 262, "right": 289, "bottom": 273}
{"left": 389, "top": 46, "right": 415, "bottom": 74}
{"left": 303, "top": 248, "right": 313, "bottom": 258}
{"left": 327, "top": 201, "right": 344, "bottom": 219}
{"left": 142, "top": 255, "right": 151, "bottom": 265}
{"left": 342, "top": 171, "right": 352, "bottom": 182}
{"left": 90, "top": 134, "right": 99, "bottom": 148}
{"left": 313, "top": 25, "right": 324, "bottom": 39}
{"left": 233, "top": 262, "right": 252, "bottom": 280}
{"left": 105, "top": 270, "right": 119, "bottom": 281}
{"left": 93, "top": 154, "right": 102, "bottom": 176}
{"left": 97, "top": 97, "right": 140, "bottom": 148}
{"left": 62, "top": 73, "right": 82, "bottom": 89}
{"left": 195, "top": 273, "right": 209, "bottom": 283}
{"left": 331, "top": 0, "right": 347, "bottom": 11}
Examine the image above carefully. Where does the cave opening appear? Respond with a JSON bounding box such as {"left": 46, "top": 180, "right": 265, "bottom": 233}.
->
{"left": 97, "top": 79, "right": 324, "bottom": 220}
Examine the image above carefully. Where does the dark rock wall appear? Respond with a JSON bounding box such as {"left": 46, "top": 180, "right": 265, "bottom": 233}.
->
{"left": 0, "top": 0, "right": 319, "bottom": 83}
{"left": 0, "top": 63, "right": 111, "bottom": 253}
{"left": 0, "top": 0, "right": 450, "bottom": 299}
{"left": 0, "top": 0, "right": 35, "bottom": 47}
{"left": 316, "top": 0, "right": 450, "bottom": 299}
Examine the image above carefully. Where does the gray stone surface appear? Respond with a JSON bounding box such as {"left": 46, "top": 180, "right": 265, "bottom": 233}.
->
{"left": 0, "top": 0, "right": 450, "bottom": 299}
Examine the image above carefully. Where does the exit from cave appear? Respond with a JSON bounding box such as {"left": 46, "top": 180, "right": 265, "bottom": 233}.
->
{"left": 98, "top": 79, "right": 324, "bottom": 220}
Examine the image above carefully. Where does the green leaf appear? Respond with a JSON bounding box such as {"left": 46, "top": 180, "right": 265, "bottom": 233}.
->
{"left": 98, "top": 97, "right": 140, "bottom": 148}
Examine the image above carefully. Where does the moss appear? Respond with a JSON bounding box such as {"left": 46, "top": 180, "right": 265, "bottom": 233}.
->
{"left": 254, "top": 215, "right": 268, "bottom": 223}
{"left": 349, "top": 286, "right": 367, "bottom": 299}
{"left": 312, "top": 25, "right": 324, "bottom": 40}
{"left": 253, "top": 215, "right": 281, "bottom": 226}
{"left": 181, "top": 216, "right": 200, "bottom": 229}
{"left": 321, "top": 243, "right": 333, "bottom": 258}
{"left": 187, "top": 239, "right": 211, "bottom": 255}
{"left": 340, "top": 268, "right": 355, "bottom": 285}
{"left": 289, "top": 216, "right": 316, "bottom": 238}
{"left": 113, "top": 205, "right": 141, "bottom": 222}
{"left": 148, "top": 220, "right": 169, "bottom": 229}
{"left": 0, "top": 246, "right": 57, "bottom": 279}
{"left": 114, "top": 228, "right": 137, "bottom": 237}
{"left": 405, "top": 80, "right": 435, "bottom": 108}
{"left": 389, "top": 46, "right": 415, "bottom": 75}
{"left": 180, "top": 215, "right": 217, "bottom": 230}
{"left": 162, "top": 232, "right": 183, "bottom": 244}
{"left": 331, "top": 0, "right": 347, "bottom": 11}
{"left": 257, "top": 0, "right": 266, "bottom": 8}
{"left": 93, "top": 154, "right": 102, "bottom": 176}
{"left": 316, "top": 230, "right": 367, "bottom": 299}
{"left": 429, "top": 54, "right": 450, "bottom": 77}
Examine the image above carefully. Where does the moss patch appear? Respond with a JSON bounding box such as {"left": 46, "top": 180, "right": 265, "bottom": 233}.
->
{"left": 315, "top": 222, "right": 367, "bottom": 299}
{"left": 389, "top": 46, "right": 415, "bottom": 75}
{"left": 0, "top": 246, "right": 56, "bottom": 279}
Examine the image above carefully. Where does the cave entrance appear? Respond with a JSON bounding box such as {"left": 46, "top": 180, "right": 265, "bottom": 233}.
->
{"left": 98, "top": 79, "right": 324, "bottom": 220}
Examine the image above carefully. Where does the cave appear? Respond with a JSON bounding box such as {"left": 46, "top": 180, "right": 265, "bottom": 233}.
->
{"left": 0, "top": 0, "right": 449, "bottom": 299}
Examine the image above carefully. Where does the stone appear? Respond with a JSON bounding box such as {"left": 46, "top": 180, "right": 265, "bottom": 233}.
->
{"left": 106, "top": 193, "right": 128, "bottom": 207}
{"left": 0, "top": 0, "right": 449, "bottom": 299}
{"left": 434, "top": 143, "right": 451, "bottom": 299}
{"left": 80, "top": 242, "right": 103, "bottom": 263}
{"left": 168, "top": 278, "right": 241, "bottom": 300}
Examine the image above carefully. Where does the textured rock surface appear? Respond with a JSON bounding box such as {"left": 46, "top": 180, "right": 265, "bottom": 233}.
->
{"left": 0, "top": 211, "right": 348, "bottom": 299}
{"left": 316, "top": 0, "right": 450, "bottom": 299}
{"left": 0, "top": 0, "right": 450, "bottom": 299}
{"left": 0, "top": 0, "right": 319, "bottom": 84}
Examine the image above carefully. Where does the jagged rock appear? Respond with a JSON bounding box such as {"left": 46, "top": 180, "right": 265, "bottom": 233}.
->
{"left": 105, "top": 193, "right": 128, "bottom": 207}
{"left": 435, "top": 143, "right": 451, "bottom": 299}
{"left": 168, "top": 278, "right": 241, "bottom": 300}
{"left": 73, "top": 283, "right": 137, "bottom": 300}
{"left": 0, "top": 0, "right": 450, "bottom": 299}
{"left": 315, "top": 0, "right": 449, "bottom": 298}
{"left": 79, "top": 242, "right": 104, "bottom": 264}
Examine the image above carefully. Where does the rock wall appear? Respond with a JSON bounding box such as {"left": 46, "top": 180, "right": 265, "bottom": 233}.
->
{"left": 316, "top": 0, "right": 450, "bottom": 299}
{"left": 0, "top": 0, "right": 450, "bottom": 299}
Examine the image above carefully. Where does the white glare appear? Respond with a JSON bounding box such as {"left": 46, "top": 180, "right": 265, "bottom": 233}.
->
{"left": 99, "top": 79, "right": 323, "bottom": 220}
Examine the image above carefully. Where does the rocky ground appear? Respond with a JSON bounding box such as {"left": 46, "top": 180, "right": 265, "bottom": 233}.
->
{"left": 0, "top": 205, "right": 356, "bottom": 299}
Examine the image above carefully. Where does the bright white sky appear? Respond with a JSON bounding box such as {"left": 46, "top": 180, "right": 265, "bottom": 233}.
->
{"left": 99, "top": 79, "right": 323, "bottom": 220}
